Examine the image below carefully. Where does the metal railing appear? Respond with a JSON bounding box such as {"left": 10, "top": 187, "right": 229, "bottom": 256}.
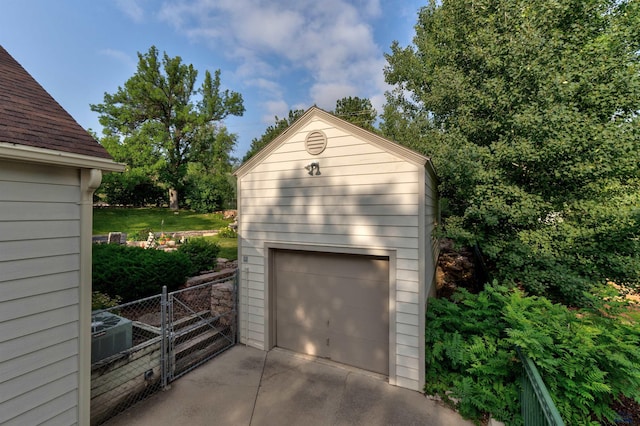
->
{"left": 90, "top": 270, "right": 238, "bottom": 425}
{"left": 517, "top": 347, "right": 565, "bottom": 426}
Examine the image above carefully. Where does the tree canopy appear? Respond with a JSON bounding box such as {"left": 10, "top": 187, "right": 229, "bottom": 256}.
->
{"left": 333, "top": 96, "right": 377, "bottom": 131}
{"left": 383, "top": 0, "right": 640, "bottom": 305}
{"left": 92, "top": 46, "right": 244, "bottom": 210}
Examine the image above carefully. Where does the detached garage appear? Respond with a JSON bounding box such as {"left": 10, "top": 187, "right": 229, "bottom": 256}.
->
{"left": 235, "top": 107, "right": 438, "bottom": 391}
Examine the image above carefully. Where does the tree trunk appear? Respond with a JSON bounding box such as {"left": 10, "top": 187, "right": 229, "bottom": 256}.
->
{"left": 169, "top": 188, "right": 179, "bottom": 210}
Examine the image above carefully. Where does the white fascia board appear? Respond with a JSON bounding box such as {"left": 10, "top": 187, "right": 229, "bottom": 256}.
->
{"left": 0, "top": 142, "right": 126, "bottom": 172}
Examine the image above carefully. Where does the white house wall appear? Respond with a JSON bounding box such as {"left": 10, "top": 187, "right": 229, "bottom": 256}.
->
{"left": 238, "top": 117, "right": 427, "bottom": 390}
{"left": 0, "top": 160, "right": 81, "bottom": 425}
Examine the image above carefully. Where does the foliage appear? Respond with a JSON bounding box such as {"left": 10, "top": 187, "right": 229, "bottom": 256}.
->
{"left": 177, "top": 238, "right": 220, "bottom": 273}
{"left": 242, "top": 109, "right": 304, "bottom": 163}
{"left": 426, "top": 284, "right": 521, "bottom": 423}
{"left": 96, "top": 168, "right": 166, "bottom": 207}
{"left": 333, "top": 96, "right": 377, "bottom": 132}
{"left": 92, "top": 45, "right": 244, "bottom": 209}
{"left": 203, "top": 235, "right": 238, "bottom": 261}
{"left": 127, "top": 228, "right": 154, "bottom": 242}
{"left": 182, "top": 164, "right": 235, "bottom": 213}
{"left": 92, "top": 291, "right": 122, "bottom": 311}
{"left": 92, "top": 244, "right": 193, "bottom": 301}
{"left": 425, "top": 283, "right": 640, "bottom": 425}
{"left": 93, "top": 207, "right": 230, "bottom": 235}
{"left": 217, "top": 226, "right": 237, "bottom": 239}
{"left": 383, "top": 0, "right": 640, "bottom": 306}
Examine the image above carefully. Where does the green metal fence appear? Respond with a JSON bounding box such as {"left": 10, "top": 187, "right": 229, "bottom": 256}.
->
{"left": 517, "top": 347, "right": 565, "bottom": 426}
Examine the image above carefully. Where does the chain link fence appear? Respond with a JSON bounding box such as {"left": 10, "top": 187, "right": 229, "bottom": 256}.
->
{"left": 90, "top": 270, "right": 237, "bottom": 425}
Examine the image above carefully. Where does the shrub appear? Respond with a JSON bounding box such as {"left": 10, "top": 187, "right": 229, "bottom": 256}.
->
{"left": 217, "top": 226, "right": 237, "bottom": 238}
{"left": 93, "top": 244, "right": 192, "bottom": 301}
{"left": 182, "top": 172, "right": 234, "bottom": 213}
{"left": 177, "top": 238, "right": 220, "bottom": 274}
{"left": 127, "top": 228, "right": 154, "bottom": 242}
{"left": 425, "top": 283, "right": 640, "bottom": 425}
{"left": 92, "top": 291, "right": 122, "bottom": 311}
{"left": 98, "top": 169, "right": 166, "bottom": 207}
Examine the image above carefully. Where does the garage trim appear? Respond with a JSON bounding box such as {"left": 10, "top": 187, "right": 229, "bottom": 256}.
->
{"left": 263, "top": 241, "right": 398, "bottom": 384}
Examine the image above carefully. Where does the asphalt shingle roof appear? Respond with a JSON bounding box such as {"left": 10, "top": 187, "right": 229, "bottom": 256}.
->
{"left": 0, "top": 45, "right": 112, "bottom": 159}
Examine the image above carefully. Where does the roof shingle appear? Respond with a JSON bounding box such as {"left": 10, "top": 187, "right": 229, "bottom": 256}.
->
{"left": 0, "top": 45, "right": 112, "bottom": 159}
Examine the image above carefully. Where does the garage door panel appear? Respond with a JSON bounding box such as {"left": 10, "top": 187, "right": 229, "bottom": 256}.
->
{"left": 329, "top": 333, "right": 388, "bottom": 375}
{"left": 277, "top": 324, "right": 329, "bottom": 358}
{"left": 274, "top": 249, "right": 389, "bottom": 376}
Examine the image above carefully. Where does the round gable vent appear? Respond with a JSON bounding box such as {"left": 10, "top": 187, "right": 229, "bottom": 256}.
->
{"left": 305, "top": 131, "right": 327, "bottom": 155}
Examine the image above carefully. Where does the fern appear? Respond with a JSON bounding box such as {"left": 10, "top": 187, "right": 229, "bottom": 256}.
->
{"left": 424, "top": 282, "right": 640, "bottom": 425}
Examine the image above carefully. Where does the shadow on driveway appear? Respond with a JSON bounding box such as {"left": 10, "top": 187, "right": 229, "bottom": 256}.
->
{"left": 104, "top": 345, "right": 474, "bottom": 426}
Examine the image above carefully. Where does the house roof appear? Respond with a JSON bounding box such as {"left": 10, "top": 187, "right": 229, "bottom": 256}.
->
{"left": 235, "top": 106, "right": 437, "bottom": 180}
{"left": 0, "top": 45, "right": 112, "bottom": 159}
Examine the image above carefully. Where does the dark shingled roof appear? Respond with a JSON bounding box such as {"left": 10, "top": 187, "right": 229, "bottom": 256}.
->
{"left": 0, "top": 45, "right": 112, "bottom": 159}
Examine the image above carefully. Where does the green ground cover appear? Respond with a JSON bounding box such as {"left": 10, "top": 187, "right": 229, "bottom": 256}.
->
{"left": 93, "top": 207, "right": 229, "bottom": 235}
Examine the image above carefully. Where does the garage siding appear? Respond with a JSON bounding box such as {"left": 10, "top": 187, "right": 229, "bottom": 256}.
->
{"left": 238, "top": 116, "right": 425, "bottom": 390}
{"left": 0, "top": 160, "right": 81, "bottom": 425}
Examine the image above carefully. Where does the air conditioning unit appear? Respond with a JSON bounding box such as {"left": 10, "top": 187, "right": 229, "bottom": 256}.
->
{"left": 91, "top": 312, "right": 133, "bottom": 363}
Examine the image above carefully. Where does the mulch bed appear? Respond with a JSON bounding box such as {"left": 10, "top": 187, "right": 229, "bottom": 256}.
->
{"left": 606, "top": 395, "right": 640, "bottom": 425}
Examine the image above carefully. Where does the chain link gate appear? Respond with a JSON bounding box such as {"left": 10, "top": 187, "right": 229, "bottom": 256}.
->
{"left": 91, "top": 270, "right": 237, "bottom": 425}
{"left": 164, "top": 272, "right": 238, "bottom": 382}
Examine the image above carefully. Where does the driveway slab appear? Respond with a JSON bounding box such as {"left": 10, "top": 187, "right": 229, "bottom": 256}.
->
{"left": 104, "top": 345, "right": 474, "bottom": 426}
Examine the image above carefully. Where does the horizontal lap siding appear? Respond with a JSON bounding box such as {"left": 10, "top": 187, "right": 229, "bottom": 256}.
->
{"left": 239, "top": 119, "right": 424, "bottom": 389}
{"left": 425, "top": 172, "right": 439, "bottom": 299}
{"left": 0, "top": 160, "right": 80, "bottom": 425}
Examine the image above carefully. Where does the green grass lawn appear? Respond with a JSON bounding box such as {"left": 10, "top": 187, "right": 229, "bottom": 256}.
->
{"left": 93, "top": 207, "right": 230, "bottom": 235}
{"left": 94, "top": 207, "right": 238, "bottom": 261}
{"left": 204, "top": 235, "right": 238, "bottom": 261}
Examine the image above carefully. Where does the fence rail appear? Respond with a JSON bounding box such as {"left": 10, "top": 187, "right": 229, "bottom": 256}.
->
{"left": 517, "top": 347, "right": 565, "bottom": 426}
{"left": 90, "top": 270, "right": 238, "bottom": 425}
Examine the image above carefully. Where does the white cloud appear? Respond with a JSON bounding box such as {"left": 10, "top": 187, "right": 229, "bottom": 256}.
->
{"left": 262, "top": 99, "right": 290, "bottom": 123}
{"left": 115, "top": 0, "right": 145, "bottom": 22}
{"left": 158, "top": 0, "right": 389, "bottom": 114}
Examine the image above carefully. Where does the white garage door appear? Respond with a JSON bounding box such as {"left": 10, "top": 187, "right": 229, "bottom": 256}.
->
{"left": 274, "top": 250, "right": 389, "bottom": 375}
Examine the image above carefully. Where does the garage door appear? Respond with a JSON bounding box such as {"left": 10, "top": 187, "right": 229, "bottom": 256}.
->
{"left": 274, "top": 250, "right": 389, "bottom": 375}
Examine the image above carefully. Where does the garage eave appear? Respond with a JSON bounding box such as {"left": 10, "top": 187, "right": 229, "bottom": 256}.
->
{"left": 0, "top": 142, "right": 125, "bottom": 172}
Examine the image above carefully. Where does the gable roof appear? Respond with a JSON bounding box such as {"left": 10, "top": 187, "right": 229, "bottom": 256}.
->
{"left": 235, "top": 106, "right": 436, "bottom": 180}
{"left": 0, "top": 45, "right": 112, "bottom": 159}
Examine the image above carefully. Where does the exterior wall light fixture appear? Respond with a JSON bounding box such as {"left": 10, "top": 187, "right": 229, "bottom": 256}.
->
{"left": 305, "top": 161, "right": 321, "bottom": 176}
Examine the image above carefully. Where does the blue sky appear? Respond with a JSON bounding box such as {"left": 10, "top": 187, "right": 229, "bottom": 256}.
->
{"left": 1, "top": 0, "right": 422, "bottom": 158}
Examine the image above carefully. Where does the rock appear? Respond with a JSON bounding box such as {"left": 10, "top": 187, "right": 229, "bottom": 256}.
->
{"left": 107, "top": 232, "right": 122, "bottom": 244}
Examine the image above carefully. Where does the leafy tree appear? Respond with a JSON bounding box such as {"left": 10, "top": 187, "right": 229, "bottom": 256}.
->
{"left": 242, "top": 109, "right": 304, "bottom": 163}
{"left": 383, "top": 0, "right": 640, "bottom": 305}
{"left": 333, "top": 96, "right": 377, "bottom": 131}
{"left": 92, "top": 46, "right": 244, "bottom": 210}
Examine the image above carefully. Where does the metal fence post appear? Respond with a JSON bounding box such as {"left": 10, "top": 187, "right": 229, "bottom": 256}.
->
{"left": 517, "top": 347, "right": 565, "bottom": 426}
{"left": 160, "top": 285, "right": 168, "bottom": 390}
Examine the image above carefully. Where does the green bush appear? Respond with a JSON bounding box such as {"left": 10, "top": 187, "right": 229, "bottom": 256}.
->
{"left": 177, "top": 238, "right": 220, "bottom": 274}
{"left": 217, "top": 226, "right": 237, "bottom": 238}
{"left": 425, "top": 283, "right": 640, "bottom": 425}
{"left": 182, "top": 172, "right": 234, "bottom": 213}
{"left": 92, "top": 244, "right": 192, "bottom": 301}
{"left": 92, "top": 291, "right": 122, "bottom": 311}
{"left": 98, "top": 169, "right": 167, "bottom": 207}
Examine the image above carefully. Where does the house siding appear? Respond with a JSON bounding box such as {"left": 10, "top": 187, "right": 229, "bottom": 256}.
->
{"left": 0, "top": 160, "right": 81, "bottom": 425}
{"left": 238, "top": 115, "right": 428, "bottom": 390}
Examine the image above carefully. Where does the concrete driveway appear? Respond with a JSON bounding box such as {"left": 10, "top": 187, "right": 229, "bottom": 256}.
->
{"left": 104, "top": 345, "right": 474, "bottom": 426}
